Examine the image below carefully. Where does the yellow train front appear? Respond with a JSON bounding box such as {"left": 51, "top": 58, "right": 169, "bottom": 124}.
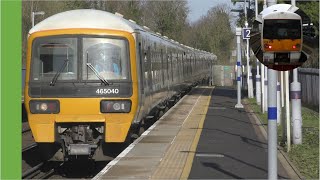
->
{"left": 24, "top": 9, "right": 216, "bottom": 161}
{"left": 261, "top": 11, "right": 303, "bottom": 69}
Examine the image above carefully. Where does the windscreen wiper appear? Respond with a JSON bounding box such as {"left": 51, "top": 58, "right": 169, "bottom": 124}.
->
{"left": 50, "top": 59, "right": 69, "bottom": 86}
{"left": 86, "top": 63, "right": 110, "bottom": 86}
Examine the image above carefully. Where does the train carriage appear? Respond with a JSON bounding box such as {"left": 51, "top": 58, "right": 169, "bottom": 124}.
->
{"left": 24, "top": 9, "right": 216, "bottom": 161}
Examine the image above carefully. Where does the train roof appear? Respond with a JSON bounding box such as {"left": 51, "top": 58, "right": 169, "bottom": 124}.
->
{"left": 256, "top": 4, "right": 299, "bottom": 23}
{"left": 263, "top": 11, "right": 301, "bottom": 20}
{"left": 28, "top": 9, "right": 217, "bottom": 60}
{"left": 29, "top": 9, "right": 143, "bottom": 35}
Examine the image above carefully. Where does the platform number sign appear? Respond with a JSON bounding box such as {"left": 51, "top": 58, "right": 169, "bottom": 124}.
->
{"left": 243, "top": 28, "right": 251, "bottom": 39}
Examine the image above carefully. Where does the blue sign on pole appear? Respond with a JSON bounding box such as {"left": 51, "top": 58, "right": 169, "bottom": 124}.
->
{"left": 243, "top": 28, "right": 251, "bottom": 39}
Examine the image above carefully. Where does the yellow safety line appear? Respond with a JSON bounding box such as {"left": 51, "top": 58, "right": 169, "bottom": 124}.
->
{"left": 180, "top": 87, "right": 214, "bottom": 180}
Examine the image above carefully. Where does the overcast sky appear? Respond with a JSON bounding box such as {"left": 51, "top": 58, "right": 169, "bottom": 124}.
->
{"left": 187, "top": 0, "right": 236, "bottom": 23}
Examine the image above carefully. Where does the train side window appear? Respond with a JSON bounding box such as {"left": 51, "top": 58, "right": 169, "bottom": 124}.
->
{"left": 171, "top": 53, "right": 173, "bottom": 82}
{"left": 138, "top": 42, "right": 144, "bottom": 93}
{"left": 147, "top": 46, "right": 152, "bottom": 89}
{"left": 166, "top": 54, "right": 169, "bottom": 80}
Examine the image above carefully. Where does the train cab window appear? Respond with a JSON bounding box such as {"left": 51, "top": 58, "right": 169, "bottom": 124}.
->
{"left": 83, "top": 38, "right": 129, "bottom": 81}
{"left": 263, "top": 20, "right": 301, "bottom": 39}
{"left": 31, "top": 37, "right": 78, "bottom": 82}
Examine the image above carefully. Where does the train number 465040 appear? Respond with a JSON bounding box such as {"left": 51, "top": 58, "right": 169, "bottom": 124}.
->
{"left": 96, "top": 88, "right": 119, "bottom": 94}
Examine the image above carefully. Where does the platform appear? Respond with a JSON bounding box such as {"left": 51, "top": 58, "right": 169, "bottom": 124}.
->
{"left": 93, "top": 86, "right": 294, "bottom": 179}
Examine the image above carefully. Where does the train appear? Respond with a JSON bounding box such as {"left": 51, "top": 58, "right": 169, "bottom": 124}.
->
{"left": 24, "top": 9, "right": 216, "bottom": 161}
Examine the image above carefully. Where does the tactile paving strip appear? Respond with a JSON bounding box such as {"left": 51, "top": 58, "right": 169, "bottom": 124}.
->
{"left": 151, "top": 87, "right": 212, "bottom": 179}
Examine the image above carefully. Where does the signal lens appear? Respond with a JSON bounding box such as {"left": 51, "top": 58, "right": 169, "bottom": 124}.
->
{"left": 268, "top": 45, "right": 272, "bottom": 49}
{"left": 113, "top": 103, "right": 121, "bottom": 111}
{"left": 292, "top": 45, "right": 296, "bottom": 49}
{"left": 101, "top": 100, "right": 131, "bottom": 113}
{"left": 30, "top": 100, "right": 60, "bottom": 114}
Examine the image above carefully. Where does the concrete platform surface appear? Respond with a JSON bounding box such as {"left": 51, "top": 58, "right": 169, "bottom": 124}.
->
{"left": 93, "top": 86, "right": 213, "bottom": 179}
{"left": 93, "top": 86, "right": 294, "bottom": 180}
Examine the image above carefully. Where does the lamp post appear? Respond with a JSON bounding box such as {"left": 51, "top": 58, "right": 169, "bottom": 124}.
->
{"left": 32, "top": 11, "right": 45, "bottom": 27}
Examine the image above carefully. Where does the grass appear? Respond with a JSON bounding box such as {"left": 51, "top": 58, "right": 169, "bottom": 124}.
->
{"left": 245, "top": 98, "right": 319, "bottom": 179}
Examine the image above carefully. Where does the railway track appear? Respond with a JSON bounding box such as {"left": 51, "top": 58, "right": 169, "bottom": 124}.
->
{"left": 22, "top": 161, "right": 64, "bottom": 179}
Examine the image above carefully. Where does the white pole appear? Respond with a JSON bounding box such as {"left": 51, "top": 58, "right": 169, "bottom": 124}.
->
{"left": 277, "top": 80, "right": 281, "bottom": 125}
{"left": 264, "top": 66, "right": 268, "bottom": 112}
{"left": 281, "top": 71, "right": 284, "bottom": 107}
{"left": 285, "top": 71, "right": 291, "bottom": 151}
{"left": 268, "top": 69, "right": 278, "bottom": 180}
{"left": 249, "top": 65, "right": 254, "bottom": 98}
{"left": 256, "top": 60, "right": 261, "bottom": 105}
{"left": 242, "top": 65, "right": 245, "bottom": 88}
{"left": 236, "top": 28, "right": 244, "bottom": 109}
{"left": 291, "top": 0, "right": 302, "bottom": 146}
{"left": 32, "top": 12, "right": 35, "bottom": 27}
{"left": 291, "top": 69, "right": 302, "bottom": 144}
{"left": 244, "top": 0, "right": 253, "bottom": 98}
{"left": 255, "top": 0, "right": 258, "bottom": 19}
{"left": 261, "top": 64, "right": 265, "bottom": 112}
{"left": 266, "top": 1, "right": 278, "bottom": 179}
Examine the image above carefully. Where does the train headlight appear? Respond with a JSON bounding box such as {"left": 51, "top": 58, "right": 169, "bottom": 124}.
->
{"left": 293, "top": 44, "right": 300, "bottom": 49}
{"left": 30, "top": 100, "right": 60, "bottom": 114}
{"left": 40, "top": 103, "right": 48, "bottom": 111}
{"left": 264, "top": 44, "right": 272, "bottom": 49}
{"left": 100, "top": 100, "right": 131, "bottom": 113}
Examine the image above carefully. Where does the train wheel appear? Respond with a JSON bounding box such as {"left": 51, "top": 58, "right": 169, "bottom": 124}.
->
{"left": 158, "top": 110, "right": 164, "bottom": 119}
{"left": 138, "top": 119, "right": 146, "bottom": 136}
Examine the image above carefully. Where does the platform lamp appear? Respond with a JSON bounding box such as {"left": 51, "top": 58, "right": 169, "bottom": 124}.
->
{"left": 32, "top": 11, "right": 45, "bottom": 27}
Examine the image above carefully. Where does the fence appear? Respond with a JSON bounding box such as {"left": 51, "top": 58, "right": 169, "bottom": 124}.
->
{"left": 298, "top": 68, "right": 319, "bottom": 107}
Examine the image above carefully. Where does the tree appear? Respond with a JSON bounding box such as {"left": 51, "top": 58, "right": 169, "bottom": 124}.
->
{"left": 141, "top": 1, "right": 189, "bottom": 41}
{"left": 182, "top": 4, "right": 234, "bottom": 65}
{"left": 22, "top": 1, "right": 90, "bottom": 67}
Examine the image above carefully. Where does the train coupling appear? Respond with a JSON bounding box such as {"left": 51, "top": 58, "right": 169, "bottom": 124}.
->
{"left": 68, "top": 144, "right": 97, "bottom": 155}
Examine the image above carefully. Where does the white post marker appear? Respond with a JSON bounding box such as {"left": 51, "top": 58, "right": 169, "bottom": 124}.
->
{"left": 291, "top": 0, "right": 302, "bottom": 145}
{"left": 249, "top": 66, "right": 254, "bottom": 98}
{"left": 291, "top": 69, "right": 302, "bottom": 144}
{"left": 235, "top": 27, "right": 244, "bottom": 109}
{"left": 242, "top": 65, "right": 245, "bottom": 88}
{"left": 277, "top": 80, "right": 281, "bottom": 125}
{"left": 285, "top": 71, "right": 291, "bottom": 151}
{"left": 256, "top": 60, "right": 261, "bottom": 105}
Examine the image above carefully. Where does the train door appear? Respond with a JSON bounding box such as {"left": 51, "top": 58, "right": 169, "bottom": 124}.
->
{"left": 161, "top": 49, "right": 164, "bottom": 89}
{"left": 143, "top": 43, "right": 152, "bottom": 112}
{"left": 168, "top": 51, "right": 172, "bottom": 93}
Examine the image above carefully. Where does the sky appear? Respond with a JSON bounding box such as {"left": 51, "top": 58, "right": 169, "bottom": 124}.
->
{"left": 187, "top": 0, "right": 236, "bottom": 23}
